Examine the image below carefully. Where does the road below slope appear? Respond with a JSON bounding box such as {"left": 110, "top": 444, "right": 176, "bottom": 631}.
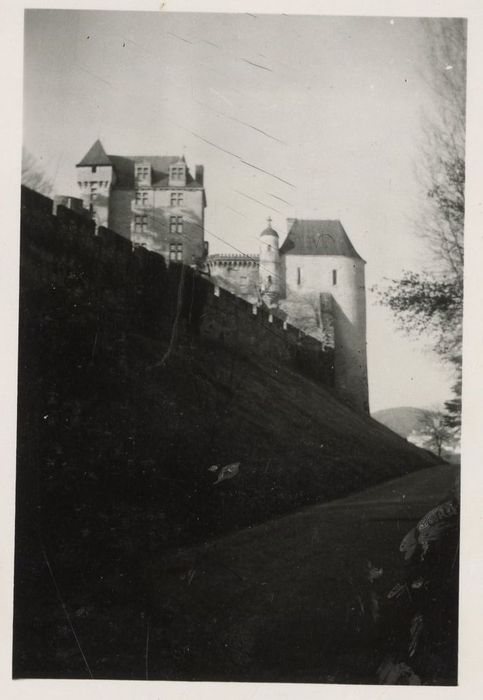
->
{"left": 143, "top": 462, "right": 458, "bottom": 684}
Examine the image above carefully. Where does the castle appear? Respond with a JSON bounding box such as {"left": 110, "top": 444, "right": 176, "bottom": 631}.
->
{"left": 75, "top": 139, "right": 207, "bottom": 265}
{"left": 208, "top": 218, "right": 369, "bottom": 413}
{"left": 69, "top": 140, "right": 369, "bottom": 412}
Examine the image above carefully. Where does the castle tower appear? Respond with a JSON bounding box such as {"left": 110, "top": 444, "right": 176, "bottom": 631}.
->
{"left": 76, "top": 139, "right": 115, "bottom": 228}
{"left": 259, "top": 218, "right": 282, "bottom": 306}
{"left": 279, "top": 219, "right": 369, "bottom": 413}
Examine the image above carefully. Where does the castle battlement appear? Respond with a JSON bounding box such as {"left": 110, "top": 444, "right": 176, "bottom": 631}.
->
{"left": 207, "top": 254, "right": 259, "bottom": 267}
{"left": 21, "top": 185, "right": 335, "bottom": 391}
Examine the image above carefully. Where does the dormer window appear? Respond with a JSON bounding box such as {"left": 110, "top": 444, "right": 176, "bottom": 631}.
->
{"left": 169, "top": 162, "right": 186, "bottom": 186}
{"left": 135, "top": 163, "right": 151, "bottom": 186}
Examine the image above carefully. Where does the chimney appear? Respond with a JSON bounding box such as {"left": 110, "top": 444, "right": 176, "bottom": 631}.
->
{"left": 195, "top": 165, "right": 204, "bottom": 186}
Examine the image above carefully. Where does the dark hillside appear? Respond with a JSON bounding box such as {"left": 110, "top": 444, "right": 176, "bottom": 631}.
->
{"left": 14, "top": 187, "right": 438, "bottom": 678}
{"left": 142, "top": 464, "right": 458, "bottom": 684}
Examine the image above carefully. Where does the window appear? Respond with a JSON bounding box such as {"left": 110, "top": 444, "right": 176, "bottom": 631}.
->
{"left": 170, "top": 166, "right": 185, "bottom": 180}
{"left": 90, "top": 183, "right": 98, "bottom": 201}
{"left": 135, "top": 191, "right": 149, "bottom": 206}
{"left": 134, "top": 214, "right": 148, "bottom": 233}
{"left": 297, "top": 267, "right": 301, "bottom": 286}
{"left": 92, "top": 166, "right": 97, "bottom": 173}
{"left": 332, "top": 269, "right": 337, "bottom": 286}
{"left": 135, "top": 166, "right": 150, "bottom": 183}
{"left": 169, "top": 242, "right": 183, "bottom": 261}
{"left": 169, "top": 215, "right": 183, "bottom": 234}
{"left": 170, "top": 191, "right": 184, "bottom": 206}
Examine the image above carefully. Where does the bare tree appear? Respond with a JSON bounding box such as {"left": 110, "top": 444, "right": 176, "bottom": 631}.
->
{"left": 411, "top": 409, "right": 456, "bottom": 458}
{"left": 376, "top": 20, "right": 466, "bottom": 431}
{"left": 21, "top": 147, "right": 53, "bottom": 196}
{"left": 418, "top": 18, "right": 466, "bottom": 277}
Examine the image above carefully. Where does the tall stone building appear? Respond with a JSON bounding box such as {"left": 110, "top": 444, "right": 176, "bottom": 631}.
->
{"left": 76, "top": 139, "right": 207, "bottom": 265}
{"left": 208, "top": 218, "right": 369, "bottom": 412}
{"left": 279, "top": 219, "right": 368, "bottom": 413}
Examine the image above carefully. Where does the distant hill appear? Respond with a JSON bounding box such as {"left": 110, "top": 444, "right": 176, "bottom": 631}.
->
{"left": 372, "top": 406, "right": 428, "bottom": 438}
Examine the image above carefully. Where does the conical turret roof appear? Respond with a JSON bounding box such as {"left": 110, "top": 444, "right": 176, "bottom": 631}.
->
{"left": 76, "top": 139, "right": 112, "bottom": 167}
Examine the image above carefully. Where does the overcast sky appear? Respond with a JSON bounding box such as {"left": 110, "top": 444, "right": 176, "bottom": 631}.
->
{"left": 22, "top": 10, "right": 464, "bottom": 412}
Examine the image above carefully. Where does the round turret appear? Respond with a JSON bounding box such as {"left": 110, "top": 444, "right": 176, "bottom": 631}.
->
{"left": 259, "top": 218, "right": 282, "bottom": 305}
{"left": 279, "top": 219, "right": 369, "bottom": 412}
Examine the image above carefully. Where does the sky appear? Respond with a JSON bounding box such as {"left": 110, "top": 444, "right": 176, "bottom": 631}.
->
{"left": 22, "top": 10, "right": 464, "bottom": 412}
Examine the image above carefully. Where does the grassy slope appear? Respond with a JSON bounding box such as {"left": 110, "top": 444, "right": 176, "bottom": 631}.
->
{"left": 14, "top": 227, "right": 440, "bottom": 679}
{"left": 142, "top": 463, "right": 458, "bottom": 684}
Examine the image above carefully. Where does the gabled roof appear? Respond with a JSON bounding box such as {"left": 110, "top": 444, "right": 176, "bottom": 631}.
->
{"left": 76, "top": 139, "right": 112, "bottom": 167}
{"left": 279, "top": 219, "right": 364, "bottom": 260}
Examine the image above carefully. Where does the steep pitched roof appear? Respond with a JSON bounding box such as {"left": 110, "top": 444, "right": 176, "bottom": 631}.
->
{"left": 76, "top": 139, "right": 112, "bottom": 167}
{"left": 108, "top": 155, "right": 203, "bottom": 189}
{"left": 76, "top": 143, "right": 205, "bottom": 189}
{"left": 279, "top": 219, "right": 363, "bottom": 260}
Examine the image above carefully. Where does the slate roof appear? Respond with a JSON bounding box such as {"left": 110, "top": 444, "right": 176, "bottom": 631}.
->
{"left": 77, "top": 142, "right": 204, "bottom": 189}
{"left": 279, "top": 219, "right": 363, "bottom": 260}
{"left": 76, "top": 139, "right": 112, "bottom": 167}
